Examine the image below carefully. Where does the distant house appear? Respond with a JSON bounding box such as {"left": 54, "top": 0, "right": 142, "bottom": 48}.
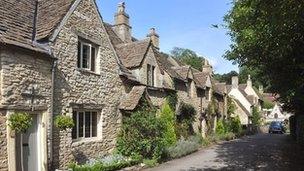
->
{"left": 227, "top": 76, "right": 262, "bottom": 125}
{"left": 262, "top": 93, "right": 291, "bottom": 122}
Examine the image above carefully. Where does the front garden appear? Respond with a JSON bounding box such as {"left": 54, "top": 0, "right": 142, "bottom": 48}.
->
{"left": 69, "top": 96, "right": 246, "bottom": 171}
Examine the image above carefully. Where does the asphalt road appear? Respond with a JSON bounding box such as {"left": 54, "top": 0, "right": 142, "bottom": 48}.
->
{"left": 144, "top": 133, "right": 304, "bottom": 171}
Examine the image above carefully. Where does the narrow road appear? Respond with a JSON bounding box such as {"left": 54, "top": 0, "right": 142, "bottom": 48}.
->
{"left": 145, "top": 134, "right": 304, "bottom": 171}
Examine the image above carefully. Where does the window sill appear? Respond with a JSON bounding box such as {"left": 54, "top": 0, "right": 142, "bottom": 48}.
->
{"left": 76, "top": 68, "right": 100, "bottom": 76}
{"left": 71, "top": 137, "right": 102, "bottom": 146}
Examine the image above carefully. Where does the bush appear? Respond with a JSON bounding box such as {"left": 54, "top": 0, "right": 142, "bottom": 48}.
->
{"left": 166, "top": 135, "right": 201, "bottom": 159}
{"left": 159, "top": 101, "right": 177, "bottom": 147}
{"left": 116, "top": 106, "right": 165, "bottom": 160}
{"left": 228, "top": 116, "right": 242, "bottom": 135}
{"left": 54, "top": 115, "right": 74, "bottom": 130}
{"left": 166, "top": 92, "right": 178, "bottom": 111}
{"left": 8, "top": 112, "right": 32, "bottom": 133}
{"left": 252, "top": 107, "right": 262, "bottom": 126}
{"left": 176, "top": 102, "right": 196, "bottom": 138}
{"left": 68, "top": 154, "right": 141, "bottom": 171}
{"left": 143, "top": 159, "right": 158, "bottom": 168}
{"left": 215, "top": 120, "right": 226, "bottom": 135}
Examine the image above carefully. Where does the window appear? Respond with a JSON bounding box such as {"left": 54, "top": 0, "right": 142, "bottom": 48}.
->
{"left": 72, "top": 111, "right": 98, "bottom": 140}
{"left": 206, "top": 87, "right": 211, "bottom": 101}
{"left": 147, "top": 64, "right": 155, "bottom": 86}
{"left": 77, "top": 41, "right": 97, "bottom": 72}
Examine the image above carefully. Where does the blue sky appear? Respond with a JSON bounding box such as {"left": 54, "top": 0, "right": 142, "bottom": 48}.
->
{"left": 97, "top": 0, "right": 239, "bottom": 74}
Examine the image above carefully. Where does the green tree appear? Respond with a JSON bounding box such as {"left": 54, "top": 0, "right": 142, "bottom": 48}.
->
{"left": 159, "top": 101, "right": 177, "bottom": 147}
{"left": 227, "top": 97, "right": 236, "bottom": 117}
{"left": 170, "top": 47, "right": 204, "bottom": 71}
{"left": 214, "top": 71, "right": 238, "bottom": 84}
{"left": 251, "top": 107, "right": 262, "bottom": 126}
{"left": 224, "top": 0, "right": 304, "bottom": 115}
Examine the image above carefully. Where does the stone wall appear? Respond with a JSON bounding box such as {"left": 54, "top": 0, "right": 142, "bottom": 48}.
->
{"left": 0, "top": 111, "right": 7, "bottom": 171}
{"left": 134, "top": 47, "right": 163, "bottom": 88}
{"left": 0, "top": 48, "right": 52, "bottom": 107}
{"left": 0, "top": 46, "right": 53, "bottom": 171}
{"left": 50, "top": 0, "right": 123, "bottom": 168}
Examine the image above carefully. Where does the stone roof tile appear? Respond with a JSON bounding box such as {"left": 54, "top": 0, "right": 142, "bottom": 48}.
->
{"left": 115, "top": 39, "right": 151, "bottom": 68}
{"left": 119, "top": 86, "right": 146, "bottom": 111}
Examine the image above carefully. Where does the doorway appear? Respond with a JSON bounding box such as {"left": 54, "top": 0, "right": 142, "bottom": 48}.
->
{"left": 15, "top": 114, "right": 40, "bottom": 171}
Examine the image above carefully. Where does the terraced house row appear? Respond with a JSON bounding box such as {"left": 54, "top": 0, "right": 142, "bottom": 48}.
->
{"left": 0, "top": 0, "right": 262, "bottom": 171}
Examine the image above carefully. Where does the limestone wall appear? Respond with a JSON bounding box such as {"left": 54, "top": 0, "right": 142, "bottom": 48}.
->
{"left": 0, "top": 46, "right": 53, "bottom": 171}
{"left": 50, "top": 0, "right": 123, "bottom": 168}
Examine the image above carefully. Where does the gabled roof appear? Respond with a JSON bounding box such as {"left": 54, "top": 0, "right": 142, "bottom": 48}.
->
{"left": 154, "top": 51, "right": 184, "bottom": 81}
{"left": 233, "top": 98, "right": 251, "bottom": 116}
{"left": 36, "top": 0, "right": 74, "bottom": 40}
{"left": 193, "top": 72, "right": 208, "bottom": 89}
{"left": 214, "top": 83, "right": 227, "bottom": 95}
{"left": 0, "top": 0, "right": 74, "bottom": 54}
{"left": 115, "top": 39, "right": 151, "bottom": 68}
{"left": 103, "top": 22, "right": 124, "bottom": 46}
{"left": 172, "top": 66, "right": 191, "bottom": 80}
{"left": 119, "top": 86, "right": 146, "bottom": 111}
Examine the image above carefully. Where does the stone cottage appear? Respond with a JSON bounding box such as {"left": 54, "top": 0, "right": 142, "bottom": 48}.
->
{"left": 104, "top": 3, "right": 218, "bottom": 136}
{"left": 227, "top": 76, "right": 262, "bottom": 125}
{"left": 0, "top": 1, "right": 229, "bottom": 170}
{"left": 0, "top": 0, "right": 129, "bottom": 170}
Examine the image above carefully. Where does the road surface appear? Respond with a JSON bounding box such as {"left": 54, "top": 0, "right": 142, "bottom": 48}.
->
{"left": 145, "top": 134, "right": 304, "bottom": 171}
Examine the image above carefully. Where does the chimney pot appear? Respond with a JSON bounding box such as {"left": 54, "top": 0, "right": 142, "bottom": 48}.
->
{"left": 113, "top": 2, "right": 132, "bottom": 42}
{"left": 232, "top": 76, "right": 239, "bottom": 89}
{"left": 147, "top": 28, "right": 159, "bottom": 49}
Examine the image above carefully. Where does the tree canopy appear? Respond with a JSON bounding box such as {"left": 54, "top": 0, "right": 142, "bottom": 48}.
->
{"left": 170, "top": 47, "right": 204, "bottom": 71}
{"left": 224, "top": 0, "right": 304, "bottom": 114}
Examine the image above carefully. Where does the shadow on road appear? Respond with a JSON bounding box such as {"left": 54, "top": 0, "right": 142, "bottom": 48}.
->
{"left": 202, "top": 134, "right": 304, "bottom": 170}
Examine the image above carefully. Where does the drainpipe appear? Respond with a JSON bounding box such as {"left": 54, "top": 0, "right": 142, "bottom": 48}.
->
{"left": 49, "top": 59, "right": 57, "bottom": 169}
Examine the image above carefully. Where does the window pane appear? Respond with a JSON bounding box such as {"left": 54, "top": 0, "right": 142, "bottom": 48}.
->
{"left": 147, "top": 64, "right": 151, "bottom": 86}
{"left": 91, "top": 47, "right": 96, "bottom": 72}
{"left": 72, "top": 111, "right": 77, "bottom": 139}
{"left": 82, "top": 44, "right": 89, "bottom": 68}
{"left": 78, "top": 112, "right": 84, "bottom": 138}
{"left": 77, "top": 42, "right": 81, "bottom": 68}
{"left": 85, "top": 112, "right": 91, "bottom": 137}
{"left": 92, "top": 112, "right": 97, "bottom": 137}
{"left": 152, "top": 66, "right": 155, "bottom": 86}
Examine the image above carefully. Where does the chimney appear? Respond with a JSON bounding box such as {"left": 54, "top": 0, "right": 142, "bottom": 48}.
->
{"left": 259, "top": 85, "right": 264, "bottom": 94}
{"left": 247, "top": 75, "right": 252, "bottom": 87}
{"left": 147, "top": 28, "right": 159, "bottom": 49}
{"left": 113, "top": 2, "right": 132, "bottom": 42}
{"left": 232, "top": 76, "right": 239, "bottom": 89}
{"left": 202, "top": 59, "right": 213, "bottom": 73}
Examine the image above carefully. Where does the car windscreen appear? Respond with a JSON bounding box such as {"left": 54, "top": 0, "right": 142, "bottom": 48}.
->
{"left": 270, "top": 122, "right": 281, "bottom": 126}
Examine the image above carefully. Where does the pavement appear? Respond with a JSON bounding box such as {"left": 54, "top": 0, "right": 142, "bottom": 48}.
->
{"left": 144, "top": 133, "right": 304, "bottom": 171}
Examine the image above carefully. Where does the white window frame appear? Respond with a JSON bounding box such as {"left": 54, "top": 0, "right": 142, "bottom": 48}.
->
{"left": 72, "top": 111, "right": 98, "bottom": 140}
{"left": 78, "top": 41, "right": 97, "bottom": 72}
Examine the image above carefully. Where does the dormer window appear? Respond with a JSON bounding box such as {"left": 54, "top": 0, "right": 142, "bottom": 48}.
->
{"left": 77, "top": 40, "right": 97, "bottom": 72}
{"left": 147, "top": 64, "right": 155, "bottom": 86}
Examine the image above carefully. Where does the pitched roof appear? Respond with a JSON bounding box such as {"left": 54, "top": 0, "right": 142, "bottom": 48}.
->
{"left": 36, "top": 0, "right": 74, "bottom": 40}
{"left": 0, "top": 0, "right": 74, "bottom": 54}
{"left": 193, "top": 72, "right": 209, "bottom": 89}
{"left": 115, "top": 39, "right": 151, "bottom": 68}
{"left": 103, "top": 22, "right": 124, "bottom": 46}
{"left": 173, "top": 66, "right": 191, "bottom": 80}
{"left": 154, "top": 51, "right": 184, "bottom": 81}
{"left": 119, "top": 86, "right": 146, "bottom": 111}
{"left": 214, "top": 83, "right": 227, "bottom": 95}
{"left": 233, "top": 98, "right": 251, "bottom": 116}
